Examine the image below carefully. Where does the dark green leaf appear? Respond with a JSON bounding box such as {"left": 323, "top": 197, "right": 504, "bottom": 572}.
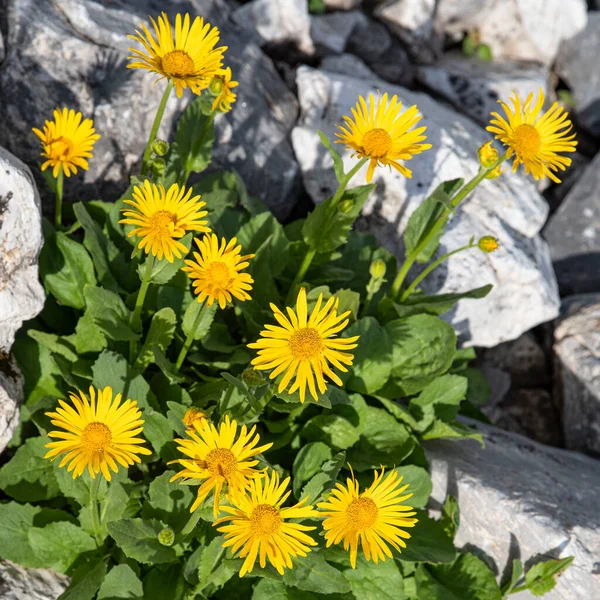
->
{"left": 135, "top": 308, "right": 176, "bottom": 371}
{"left": 343, "top": 553, "right": 404, "bottom": 600}
{"left": 422, "top": 420, "right": 484, "bottom": 446}
{"left": 143, "top": 408, "right": 175, "bottom": 456}
{"left": 440, "top": 495, "right": 460, "bottom": 541}
{"left": 301, "top": 451, "right": 345, "bottom": 504}
{"left": 0, "top": 502, "right": 45, "bottom": 566}
{"left": 59, "top": 560, "right": 107, "bottom": 600}
{"left": 84, "top": 286, "right": 139, "bottom": 341}
{"left": 142, "top": 471, "right": 194, "bottom": 531}
{"left": 75, "top": 313, "right": 107, "bottom": 355}
{"left": 302, "top": 414, "right": 359, "bottom": 450}
{"left": 27, "top": 329, "right": 78, "bottom": 361}
{"left": 395, "top": 465, "right": 432, "bottom": 509}
{"left": 138, "top": 234, "right": 193, "bottom": 285}
{"left": 501, "top": 559, "right": 523, "bottom": 597}
{"left": 292, "top": 442, "right": 333, "bottom": 497}
{"left": 409, "top": 375, "right": 468, "bottom": 430}
{"left": 525, "top": 557, "right": 574, "bottom": 597}
{"left": 175, "top": 97, "right": 214, "bottom": 175}
{"left": 182, "top": 301, "right": 217, "bottom": 340}
{"left": 107, "top": 518, "right": 177, "bottom": 564}
{"left": 97, "top": 564, "right": 143, "bottom": 600}
{"left": 399, "top": 512, "right": 456, "bottom": 564}
{"left": 283, "top": 552, "right": 351, "bottom": 595}
{"left": 318, "top": 129, "right": 345, "bottom": 183}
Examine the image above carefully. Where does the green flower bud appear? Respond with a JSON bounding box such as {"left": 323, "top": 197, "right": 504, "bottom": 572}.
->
{"left": 338, "top": 199, "right": 354, "bottom": 214}
{"left": 151, "top": 139, "right": 169, "bottom": 157}
{"left": 478, "top": 236, "right": 499, "bottom": 253}
{"left": 151, "top": 157, "right": 166, "bottom": 178}
{"left": 158, "top": 526, "right": 175, "bottom": 547}
{"left": 369, "top": 259, "right": 386, "bottom": 280}
{"left": 209, "top": 76, "right": 224, "bottom": 96}
{"left": 242, "top": 368, "right": 264, "bottom": 387}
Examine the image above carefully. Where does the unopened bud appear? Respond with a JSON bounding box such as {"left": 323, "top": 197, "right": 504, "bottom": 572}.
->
{"left": 478, "top": 236, "right": 499, "bottom": 253}
{"left": 152, "top": 139, "right": 169, "bottom": 157}
{"left": 242, "top": 368, "right": 264, "bottom": 387}
{"left": 478, "top": 141, "right": 499, "bottom": 169}
{"left": 209, "top": 76, "right": 224, "bottom": 96}
{"left": 338, "top": 199, "right": 354, "bottom": 214}
{"left": 369, "top": 259, "right": 387, "bottom": 280}
{"left": 158, "top": 526, "right": 175, "bottom": 547}
{"left": 151, "top": 157, "right": 166, "bottom": 178}
{"left": 183, "top": 407, "right": 207, "bottom": 431}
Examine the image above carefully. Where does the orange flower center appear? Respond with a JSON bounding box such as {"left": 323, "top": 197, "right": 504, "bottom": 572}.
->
{"left": 250, "top": 504, "right": 281, "bottom": 537}
{"left": 512, "top": 124, "right": 542, "bottom": 159}
{"left": 346, "top": 497, "right": 378, "bottom": 531}
{"left": 362, "top": 128, "right": 392, "bottom": 158}
{"left": 81, "top": 422, "right": 112, "bottom": 451}
{"left": 205, "top": 448, "right": 237, "bottom": 479}
{"left": 161, "top": 50, "right": 196, "bottom": 79}
{"left": 150, "top": 210, "right": 178, "bottom": 234}
{"left": 48, "top": 136, "right": 74, "bottom": 161}
{"left": 206, "top": 261, "right": 232, "bottom": 288}
{"left": 289, "top": 327, "right": 323, "bottom": 360}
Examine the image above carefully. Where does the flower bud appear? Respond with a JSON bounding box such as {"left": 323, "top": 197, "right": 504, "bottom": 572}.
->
{"left": 151, "top": 157, "right": 166, "bottom": 178}
{"left": 478, "top": 236, "right": 499, "bottom": 253}
{"left": 151, "top": 139, "right": 169, "bottom": 157}
{"left": 477, "top": 141, "right": 499, "bottom": 169}
{"left": 338, "top": 199, "right": 354, "bottom": 214}
{"left": 242, "top": 368, "right": 264, "bottom": 386}
{"left": 369, "top": 259, "right": 386, "bottom": 280}
{"left": 209, "top": 76, "right": 224, "bottom": 96}
{"left": 183, "top": 407, "right": 207, "bottom": 431}
{"left": 158, "top": 526, "right": 175, "bottom": 547}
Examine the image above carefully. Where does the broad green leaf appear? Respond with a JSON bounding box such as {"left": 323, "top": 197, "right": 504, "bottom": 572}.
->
{"left": 422, "top": 420, "right": 484, "bottom": 446}
{"left": 301, "top": 451, "right": 345, "bottom": 504}
{"left": 343, "top": 553, "right": 404, "bottom": 600}
{"left": 29, "top": 521, "right": 96, "bottom": 573}
{"left": 175, "top": 96, "right": 214, "bottom": 175}
{"left": 143, "top": 408, "right": 175, "bottom": 457}
{"left": 75, "top": 313, "right": 108, "bottom": 355}
{"left": 440, "top": 495, "right": 460, "bottom": 541}
{"left": 153, "top": 347, "right": 186, "bottom": 385}
{"left": 335, "top": 288, "right": 361, "bottom": 321}
{"left": 53, "top": 463, "right": 90, "bottom": 506}
{"left": 107, "top": 518, "right": 177, "bottom": 564}
{"left": 0, "top": 502, "right": 45, "bottom": 566}
{"left": 84, "top": 286, "right": 139, "bottom": 341}
{"left": 251, "top": 578, "right": 348, "bottom": 600}
{"left": 409, "top": 375, "right": 468, "bottom": 430}
{"left": 462, "top": 34, "right": 476, "bottom": 57}
{"left": 302, "top": 184, "right": 375, "bottom": 254}
{"left": 395, "top": 465, "right": 432, "bottom": 509}
{"left": 302, "top": 414, "right": 359, "bottom": 450}
{"left": 501, "top": 559, "right": 523, "bottom": 597}
{"left": 292, "top": 442, "right": 333, "bottom": 497}
{"left": 137, "top": 234, "right": 193, "bottom": 286}
{"left": 142, "top": 471, "right": 194, "bottom": 531}
{"left": 525, "top": 557, "right": 574, "bottom": 597}
{"left": 477, "top": 44, "right": 493, "bottom": 61}
{"left": 40, "top": 229, "right": 97, "bottom": 309}
{"left": 59, "top": 560, "right": 107, "bottom": 600}
{"left": 27, "top": 330, "right": 78, "bottom": 362}
{"left": 464, "top": 367, "right": 491, "bottom": 406}
{"left": 252, "top": 579, "right": 291, "bottom": 600}
{"left": 283, "top": 552, "right": 351, "bottom": 595}
{"left": 143, "top": 565, "right": 187, "bottom": 600}
{"left": 318, "top": 129, "right": 345, "bottom": 182}
{"left": 182, "top": 301, "right": 217, "bottom": 340}
{"left": 399, "top": 512, "right": 456, "bottom": 564}
{"left": 97, "top": 564, "right": 143, "bottom": 600}
{"left": 198, "top": 537, "right": 230, "bottom": 589}
{"left": 135, "top": 308, "right": 176, "bottom": 371}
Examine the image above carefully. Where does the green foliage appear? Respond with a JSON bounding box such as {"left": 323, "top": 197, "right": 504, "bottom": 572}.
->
{"left": 175, "top": 96, "right": 215, "bottom": 176}
{"left": 524, "top": 557, "right": 574, "bottom": 596}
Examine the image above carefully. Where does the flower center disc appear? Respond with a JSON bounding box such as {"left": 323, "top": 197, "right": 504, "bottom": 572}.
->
{"left": 289, "top": 327, "right": 323, "bottom": 360}
{"left": 362, "top": 128, "right": 392, "bottom": 158}
{"left": 206, "top": 261, "right": 231, "bottom": 288}
{"left": 205, "top": 448, "right": 237, "bottom": 479}
{"left": 346, "top": 497, "right": 378, "bottom": 531}
{"left": 250, "top": 504, "right": 281, "bottom": 537}
{"left": 512, "top": 124, "right": 542, "bottom": 159}
{"left": 49, "top": 136, "right": 74, "bottom": 161}
{"left": 81, "top": 422, "right": 112, "bottom": 451}
{"left": 161, "top": 50, "right": 196, "bottom": 78}
{"left": 150, "top": 210, "right": 177, "bottom": 233}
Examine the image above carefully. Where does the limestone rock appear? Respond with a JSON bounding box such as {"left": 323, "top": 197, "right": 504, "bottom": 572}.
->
{"left": 323, "top": 0, "right": 362, "bottom": 10}
{"left": 427, "top": 421, "right": 600, "bottom": 599}
{"left": 292, "top": 66, "right": 559, "bottom": 347}
{"left": 0, "top": 560, "right": 69, "bottom": 600}
{"left": 311, "top": 10, "right": 364, "bottom": 56}
{"left": 544, "top": 152, "right": 600, "bottom": 296}
{"left": 0, "top": 355, "right": 22, "bottom": 455}
{"left": 554, "top": 294, "right": 600, "bottom": 455}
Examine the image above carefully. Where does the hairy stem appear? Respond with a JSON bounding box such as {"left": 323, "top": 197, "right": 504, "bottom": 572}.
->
{"left": 141, "top": 80, "right": 174, "bottom": 175}
{"left": 54, "top": 168, "right": 64, "bottom": 229}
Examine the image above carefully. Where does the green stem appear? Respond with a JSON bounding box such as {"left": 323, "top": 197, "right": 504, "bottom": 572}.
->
{"left": 54, "top": 168, "right": 64, "bottom": 229}
{"left": 141, "top": 80, "right": 174, "bottom": 175}
{"left": 390, "top": 153, "right": 507, "bottom": 300}
{"left": 399, "top": 244, "right": 474, "bottom": 301}
{"left": 179, "top": 113, "right": 214, "bottom": 187}
{"left": 175, "top": 302, "right": 209, "bottom": 372}
{"left": 129, "top": 255, "right": 154, "bottom": 363}
{"left": 361, "top": 290, "right": 375, "bottom": 318}
{"left": 89, "top": 475, "right": 102, "bottom": 546}
{"left": 181, "top": 508, "right": 202, "bottom": 537}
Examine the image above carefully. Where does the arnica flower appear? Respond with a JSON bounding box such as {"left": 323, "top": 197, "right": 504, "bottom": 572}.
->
{"left": 32, "top": 108, "right": 100, "bottom": 178}
{"left": 182, "top": 407, "right": 208, "bottom": 432}
{"left": 318, "top": 467, "right": 418, "bottom": 569}
{"left": 119, "top": 181, "right": 210, "bottom": 263}
{"left": 248, "top": 288, "right": 359, "bottom": 404}
{"left": 44, "top": 386, "right": 152, "bottom": 481}
{"left": 210, "top": 67, "right": 238, "bottom": 113}
{"left": 214, "top": 470, "right": 319, "bottom": 577}
{"left": 170, "top": 415, "right": 272, "bottom": 517}
{"left": 181, "top": 234, "right": 254, "bottom": 309}
{"left": 128, "top": 12, "right": 227, "bottom": 98}
{"left": 335, "top": 93, "right": 432, "bottom": 183}
{"left": 486, "top": 90, "right": 577, "bottom": 183}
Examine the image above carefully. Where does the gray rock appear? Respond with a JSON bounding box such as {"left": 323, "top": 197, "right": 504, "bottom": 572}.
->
{"left": 417, "top": 54, "right": 549, "bottom": 127}
{"left": 292, "top": 66, "right": 560, "bottom": 347}
{"left": 427, "top": 421, "right": 600, "bottom": 599}
{"left": 320, "top": 53, "right": 378, "bottom": 80}
{"left": 434, "top": 0, "right": 587, "bottom": 66}
{"left": 323, "top": 0, "right": 361, "bottom": 9}
{"left": 310, "top": 10, "right": 364, "bottom": 56}
{"left": 0, "top": 355, "right": 22, "bottom": 455}
{"left": 544, "top": 152, "right": 600, "bottom": 296}
{"left": 0, "top": 560, "right": 69, "bottom": 600}
{"left": 557, "top": 13, "right": 600, "bottom": 138}
{"left": 0, "top": 147, "right": 45, "bottom": 355}
{"left": 554, "top": 294, "right": 600, "bottom": 455}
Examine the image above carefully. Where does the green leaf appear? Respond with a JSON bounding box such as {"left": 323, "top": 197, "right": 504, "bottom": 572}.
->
{"left": 182, "top": 301, "right": 217, "bottom": 340}
{"left": 143, "top": 565, "right": 187, "bottom": 600}
{"left": 525, "top": 557, "right": 574, "bottom": 597}
{"left": 318, "top": 129, "right": 345, "bottom": 183}
{"left": 84, "top": 285, "right": 139, "bottom": 341}
{"left": 75, "top": 313, "right": 108, "bottom": 355}
{"left": 175, "top": 96, "right": 214, "bottom": 174}
{"left": 440, "top": 495, "right": 460, "bottom": 541}
{"left": 292, "top": 442, "right": 333, "bottom": 497}
{"left": 403, "top": 179, "right": 463, "bottom": 263}
{"left": 301, "top": 451, "right": 345, "bottom": 503}
{"left": 53, "top": 463, "right": 90, "bottom": 506}
{"left": 477, "top": 44, "right": 493, "bottom": 61}
{"left": 29, "top": 521, "right": 96, "bottom": 573}
{"left": 97, "top": 564, "right": 143, "bottom": 600}
{"left": 399, "top": 512, "right": 456, "bottom": 564}
{"left": 198, "top": 537, "right": 229, "bottom": 589}
{"left": 143, "top": 408, "right": 175, "bottom": 457}
{"left": 0, "top": 436, "right": 59, "bottom": 501}
{"left": 501, "top": 559, "right": 523, "bottom": 597}
{"left": 416, "top": 553, "right": 502, "bottom": 600}
{"left": 138, "top": 234, "right": 193, "bottom": 285}
{"left": 40, "top": 231, "right": 97, "bottom": 309}
{"left": 302, "top": 414, "right": 359, "bottom": 450}
{"left": 135, "top": 308, "right": 176, "bottom": 372}
{"left": 27, "top": 330, "right": 78, "bottom": 362}
{"left": 343, "top": 553, "right": 404, "bottom": 600}
{"left": 302, "top": 184, "right": 375, "bottom": 254}
{"left": 142, "top": 471, "right": 194, "bottom": 531}
{"left": 0, "top": 502, "right": 45, "bottom": 566}
{"left": 59, "top": 560, "right": 107, "bottom": 600}
{"left": 395, "top": 465, "right": 432, "bottom": 509}
{"left": 335, "top": 288, "right": 361, "bottom": 321}
{"left": 462, "top": 34, "right": 476, "bottom": 57}
{"left": 343, "top": 317, "right": 392, "bottom": 395}
{"left": 283, "top": 552, "right": 351, "bottom": 595}
{"left": 107, "top": 518, "right": 177, "bottom": 564}
{"left": 410, "top": 375, "right": 468, "bottom": 430}
{"left": 422, "top": 420, "right": 484, "bottom": 446}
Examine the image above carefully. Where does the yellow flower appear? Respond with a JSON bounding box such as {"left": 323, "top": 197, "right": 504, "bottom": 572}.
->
{"left": 210, "top": 67, "right": 238, "bottom": 113}
{"left": 478, "top": 236, "right": 499, "bottom": 253}
{"left": 318, "top": 467, "right": 418, "bottom": 569}
{"left": 477, "top": 141, "right": 504, "bottom": 179}
{"left": 44, "top": 386, "right": 151, "bottom": 481}
{"left": 335, "top": 93, "right": 432, "bottom": 183}
{"left": 214, "top": 470, "right": 319, "bottom": 577}
{"left": 486, "top": 89, "right": 577, "bottom": 183}
{"left": 32, "top": 108, "right": 100, "bottom": 178}
{"left": 128, "top": 12, "right": 227, "bottom": 98}
{"left": 170, "top": 415, "right": 272, "bottom": 517}
{"left": 181, "top": 234, "right": 254, "bottom": 309}
{"left": 248, "top": 288, "right": 359, "bottom": 404}
{"left": 182, "top": 407, "right": 208, "bottom": 431}
{"left": 119, "top": 181, "right": 210, "bottom": 263}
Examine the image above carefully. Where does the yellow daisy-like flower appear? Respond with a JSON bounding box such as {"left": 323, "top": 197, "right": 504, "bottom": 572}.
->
{"left": 214, "top": 470, "right": 319, "bottom": 577}
{"left": 335, "top": 93, "right": 432, "bottom": 183}
{"left": 181, "top": 234, "right": 254, "bottom": 309}
{"left": 209, "top": 67, "right": 238, "bottom": 113}
{"left": 44, "top": 386, "right": 152, "bottom": 481}
{"left": 32, "top": 108, "right": 100, "bottom": 178}
{"left": 486, "top": 89, "right": 577, "bottom": 183}
{"left": 128, "top": 12, "right": 227, "bottom": 98}
{"left": 170, "top": 415, "right": 272, "bottom": 517}
{"left": 119, "top": 181, "right": 210, "bottom": 263}
{"left": 182, "top": 407, "right": 208, "bottom": 432}
{"left": 248, "top": 288, "right": 359, "bottom": 404}
{"left": 318, "top": 467, "right": 418, "bottom": 569}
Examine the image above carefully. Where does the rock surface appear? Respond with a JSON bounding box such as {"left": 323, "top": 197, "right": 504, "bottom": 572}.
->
{"left": 544, "top": 152, "right": 600, "bottom": 296}
{"left": 0, "top": 355, "right": 22, "bottom": 455}
{"left": 427, "top": 421, "right": 600, "bottom": 599}
{"left": 324, "top": 0, "right": 361, "bottom": 9}
{"left": 311, "top": 10, "right": 364, "bottom": 56}
{"left": 0, "top": 560, "right": 69, "bottom": 600}
{"left": 554, "top": 294, "right": 600, "bottom": 455}
{"left": 292, "top": 66, "right": 560, "bottom": 347}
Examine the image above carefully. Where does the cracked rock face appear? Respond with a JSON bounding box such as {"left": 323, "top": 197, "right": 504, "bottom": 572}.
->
{"left": 0, "top": 560, "right": 69, "bottom": 600}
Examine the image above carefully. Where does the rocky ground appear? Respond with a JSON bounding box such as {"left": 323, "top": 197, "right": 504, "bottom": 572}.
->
{"left": 1, "top": 0, "right": 600, "bottom": 598}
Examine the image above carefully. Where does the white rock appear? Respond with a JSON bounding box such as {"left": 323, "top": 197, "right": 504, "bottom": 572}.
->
{"left": 435, "top": 0, "right": 587, "bottom": 66}
{"left": 324, "top": 0, "right": 362, "bottom": 9}
{"left": 427, "top": 421, "right": 600, "bottom": 600}
{"left": 311, "top": 10, "right": 365, "bottom": 55}
{"left": 0, "top": 147, "right": 45, "bottom": 354}
{"left": 0, "top": 560, "right": 69, "bottom": 600}
{"left": 292, "top": 66, "right": 559, "bottom": 347}
{"left": 321, "top": 53, "right": 379, "bottom": 80}
{"left": 0, "top": 356, "right": 22, "bottom": 454}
